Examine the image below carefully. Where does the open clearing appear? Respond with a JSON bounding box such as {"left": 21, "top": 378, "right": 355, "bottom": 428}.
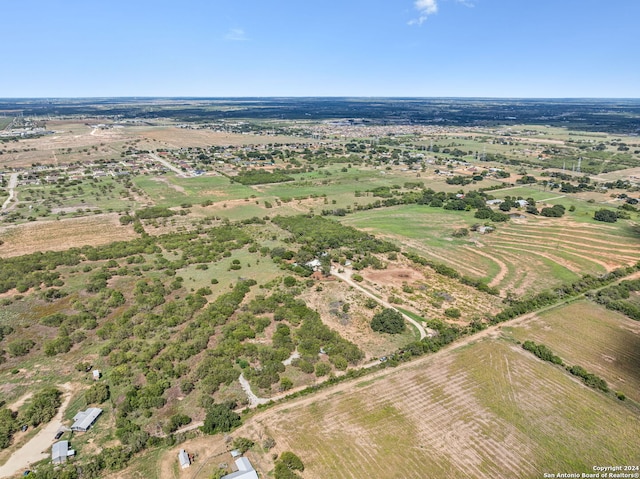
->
{"left": 506, "top": 300, "right": 640, "bottom": 402}
{"left": 133, "top": 126, "right": 307, "bottom": 148}
{"left": 238, "top": 338, "right": 640, "bottom": 479}
{"left": 0, "top": 213, "right": 138, "bottom": 257}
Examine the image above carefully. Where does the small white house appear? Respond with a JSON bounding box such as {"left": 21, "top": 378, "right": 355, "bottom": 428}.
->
{"left": 92, "top": 370, "right": 101, "bottom": 381}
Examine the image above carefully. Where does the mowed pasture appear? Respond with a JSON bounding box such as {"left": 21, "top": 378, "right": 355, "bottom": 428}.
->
{"left": 506, "top": 300, "right": 640, "bottom": 402}
{"left": 132, "top": 174, "right": 256, "bottom": 208}
{"left": 341, "top": 204, "right": 640, "bottom": 297}
{"left": 247, "top": 338, "right": 640, "bottom": 479}
{"left": 0, "top": 213, "right": 138, "bottom": 257}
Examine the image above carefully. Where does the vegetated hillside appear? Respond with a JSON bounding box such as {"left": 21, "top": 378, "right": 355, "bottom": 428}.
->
{"left": 0, "top": 220, "right": 378, "bottom": 475}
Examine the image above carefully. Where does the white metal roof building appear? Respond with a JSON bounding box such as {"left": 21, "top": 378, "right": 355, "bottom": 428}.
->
{"left": 52, "top": 440, "right": 75, "bottom": 464}
{"left": 178, "top": 449, "right": 190, "bottom": 469}
{"left": 71, "top": 407, "right": 103, "bottom": 432}
{"left": 221, "top": 457, "right": 259, "bottom": 479}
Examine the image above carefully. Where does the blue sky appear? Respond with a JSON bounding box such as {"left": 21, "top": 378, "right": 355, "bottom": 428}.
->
{"left": 3, "top": 0, "right": 639, "bottom": 98}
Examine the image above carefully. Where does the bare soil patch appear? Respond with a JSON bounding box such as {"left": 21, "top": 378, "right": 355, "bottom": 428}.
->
{"left": 0, "top": 214, "right": 138, "bottom": 257}
{"left": 135, "top": 127, "right": 306, "bottom": 149}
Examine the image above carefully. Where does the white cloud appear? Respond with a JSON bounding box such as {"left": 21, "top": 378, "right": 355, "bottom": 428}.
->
{"left": 224, "top": 28, "right": 247, "bottom": 41}
{"left": 409, "top": 0, "right": 438, "bottom": 25}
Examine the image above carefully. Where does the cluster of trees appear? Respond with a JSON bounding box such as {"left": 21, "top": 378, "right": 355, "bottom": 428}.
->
{"left": 522, "top": 340, "right": 563, "bottom": 365}
{"left": 0, "top": 407, "right": 17, "bottom": 450}
{"left": 272, "top": 215, "right": 398, "bottom": 255}
{"left": 0, "top": 249, "right": 78, "bottom": 294}
{"left": 134, "top": 206, "right": 174, "bottom": 220}
{"left": 591, "top": 279, "right": 640, "bottom": 320}
{"left": 23, "top": 387, "right": 62, "bottom": 427}
{"left": 202, "top": 402, "right": 241, "bottom": 435}
{"left": 540, "top": 204, "right": 566, "bottom": 217}
{"left": 371, "top": 308, "right": 405, "bottom": 334}
{"left": 85, "top": 383, "right": 110, "bottom": 405}
{"left": 593, "top": 208, "right": 619, "bottom": 223}
{"left": 474, "top": 207, "right": 510, "bottom": 222}
{"left": 493, "top": 263, "right": 640, "bottom": 324}
{"left": 274, "top": 451, "right": 305, "bottom": 479}
{"left": 568, "top": 365, "right": 609, "bottom": 392}
{"left": 232, "top": 170, "right": 294, "bottom": 185}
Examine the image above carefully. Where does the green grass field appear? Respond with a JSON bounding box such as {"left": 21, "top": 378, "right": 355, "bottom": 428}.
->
{"left": 132, "top": 174, "right": 256, "bottom": 207}
{"left": 341, "top": 203, "right": 640, "bottom": 297}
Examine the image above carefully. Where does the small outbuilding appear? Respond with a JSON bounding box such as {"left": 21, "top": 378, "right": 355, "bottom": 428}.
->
{"left": 52, "top": 440, "right": 75, "bottom": 464}
{"left": 71, "top": 407, "right": 103, "bottom": 432}
{"left": 178, "top": 449, "right": 190, "bottom": 469}
{"left": 221, "top": 457, "right": 259, "bottom": 479}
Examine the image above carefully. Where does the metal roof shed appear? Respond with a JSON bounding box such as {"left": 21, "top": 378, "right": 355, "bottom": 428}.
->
{"left": 71, "top": 407, "right": 103, "bottom": 432}
{"left": 221, "top": 457, "right": 259, "bottom": 479}
{"left": 52, "top": 441, "right": 75, "bottom": 464}
{"left": 178, "top": 449, "right": 190, "bottom": 469}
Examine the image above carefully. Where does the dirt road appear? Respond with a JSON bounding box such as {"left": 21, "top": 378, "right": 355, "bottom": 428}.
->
{"left": 1, "top": 173, "right": 18, "bottom": 211}
{"left": 0, "top": 384, "right": 73, "bottom": 478}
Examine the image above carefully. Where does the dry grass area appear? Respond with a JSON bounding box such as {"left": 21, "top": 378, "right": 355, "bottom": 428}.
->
{"left": 133, "top": 127, "right": 307, "bottom": 148}
{"left": 0, "top": 120, "right": 131, "bottom": 167}
{"left": 236, "top": 338, "right": 640, "bottom": 479}
{"left": 507, "top": 300, "right": 640, "bottom": 402}
{"left": 0, "top": 214, "right": 138, "bottom": 257}
{"left": 300, "top": 280, "right": 417, "bottom": 360}
{"left": 360, "top": 258, "right": 503, "bottom": 322}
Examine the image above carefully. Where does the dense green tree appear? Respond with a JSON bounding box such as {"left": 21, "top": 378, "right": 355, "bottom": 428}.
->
{"left": 594, "top": 209, "right": 618, "bottom": 223}
{"left": 85, "top": 383, "right": 110, "bottom": 405}
{"left": 202, "top": 403, "right": 241, "bottom": 435}
{"left": 371, "top": 308, "right": 405, "bottom": 334}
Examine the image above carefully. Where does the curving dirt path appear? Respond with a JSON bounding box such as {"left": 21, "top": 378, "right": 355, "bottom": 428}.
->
{"left": 463, "top": 246, "right": 508, "bottom": 289}
{"left": 330, "top": 265, "right": 428, "bottom": 340}
{"left": 0, "top": 383, "right": 74, "bottom": 479}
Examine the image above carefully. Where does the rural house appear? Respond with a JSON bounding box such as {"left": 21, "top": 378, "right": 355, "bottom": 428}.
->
{"left": 71, "top": 407, "right": 103, "bottom": 432}
{"left": 52, "top": 440, "right": 75, "bottom": 464}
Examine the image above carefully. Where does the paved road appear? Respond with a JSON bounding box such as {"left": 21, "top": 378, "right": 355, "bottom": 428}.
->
{"left": 1, "top": 173, "right": 18, "bottom": 211}
{"left": 330, "top": 266, "right": 429, "bottom": 340}
{"left": 148, "top": 153, "right": 186, "bottom": 178}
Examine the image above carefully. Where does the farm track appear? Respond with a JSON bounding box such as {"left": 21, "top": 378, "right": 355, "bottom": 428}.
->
{"left": 493, "top": 243, "right": 620, "bottom": 273}
{"left": 462, "top": 246, "right": 509, "bottom": 288}
{"left": 1, "top": 173, "right": 18, "bottom": 211}
{"left": 497, "top": 228, "right": 639, "bottom": 251}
